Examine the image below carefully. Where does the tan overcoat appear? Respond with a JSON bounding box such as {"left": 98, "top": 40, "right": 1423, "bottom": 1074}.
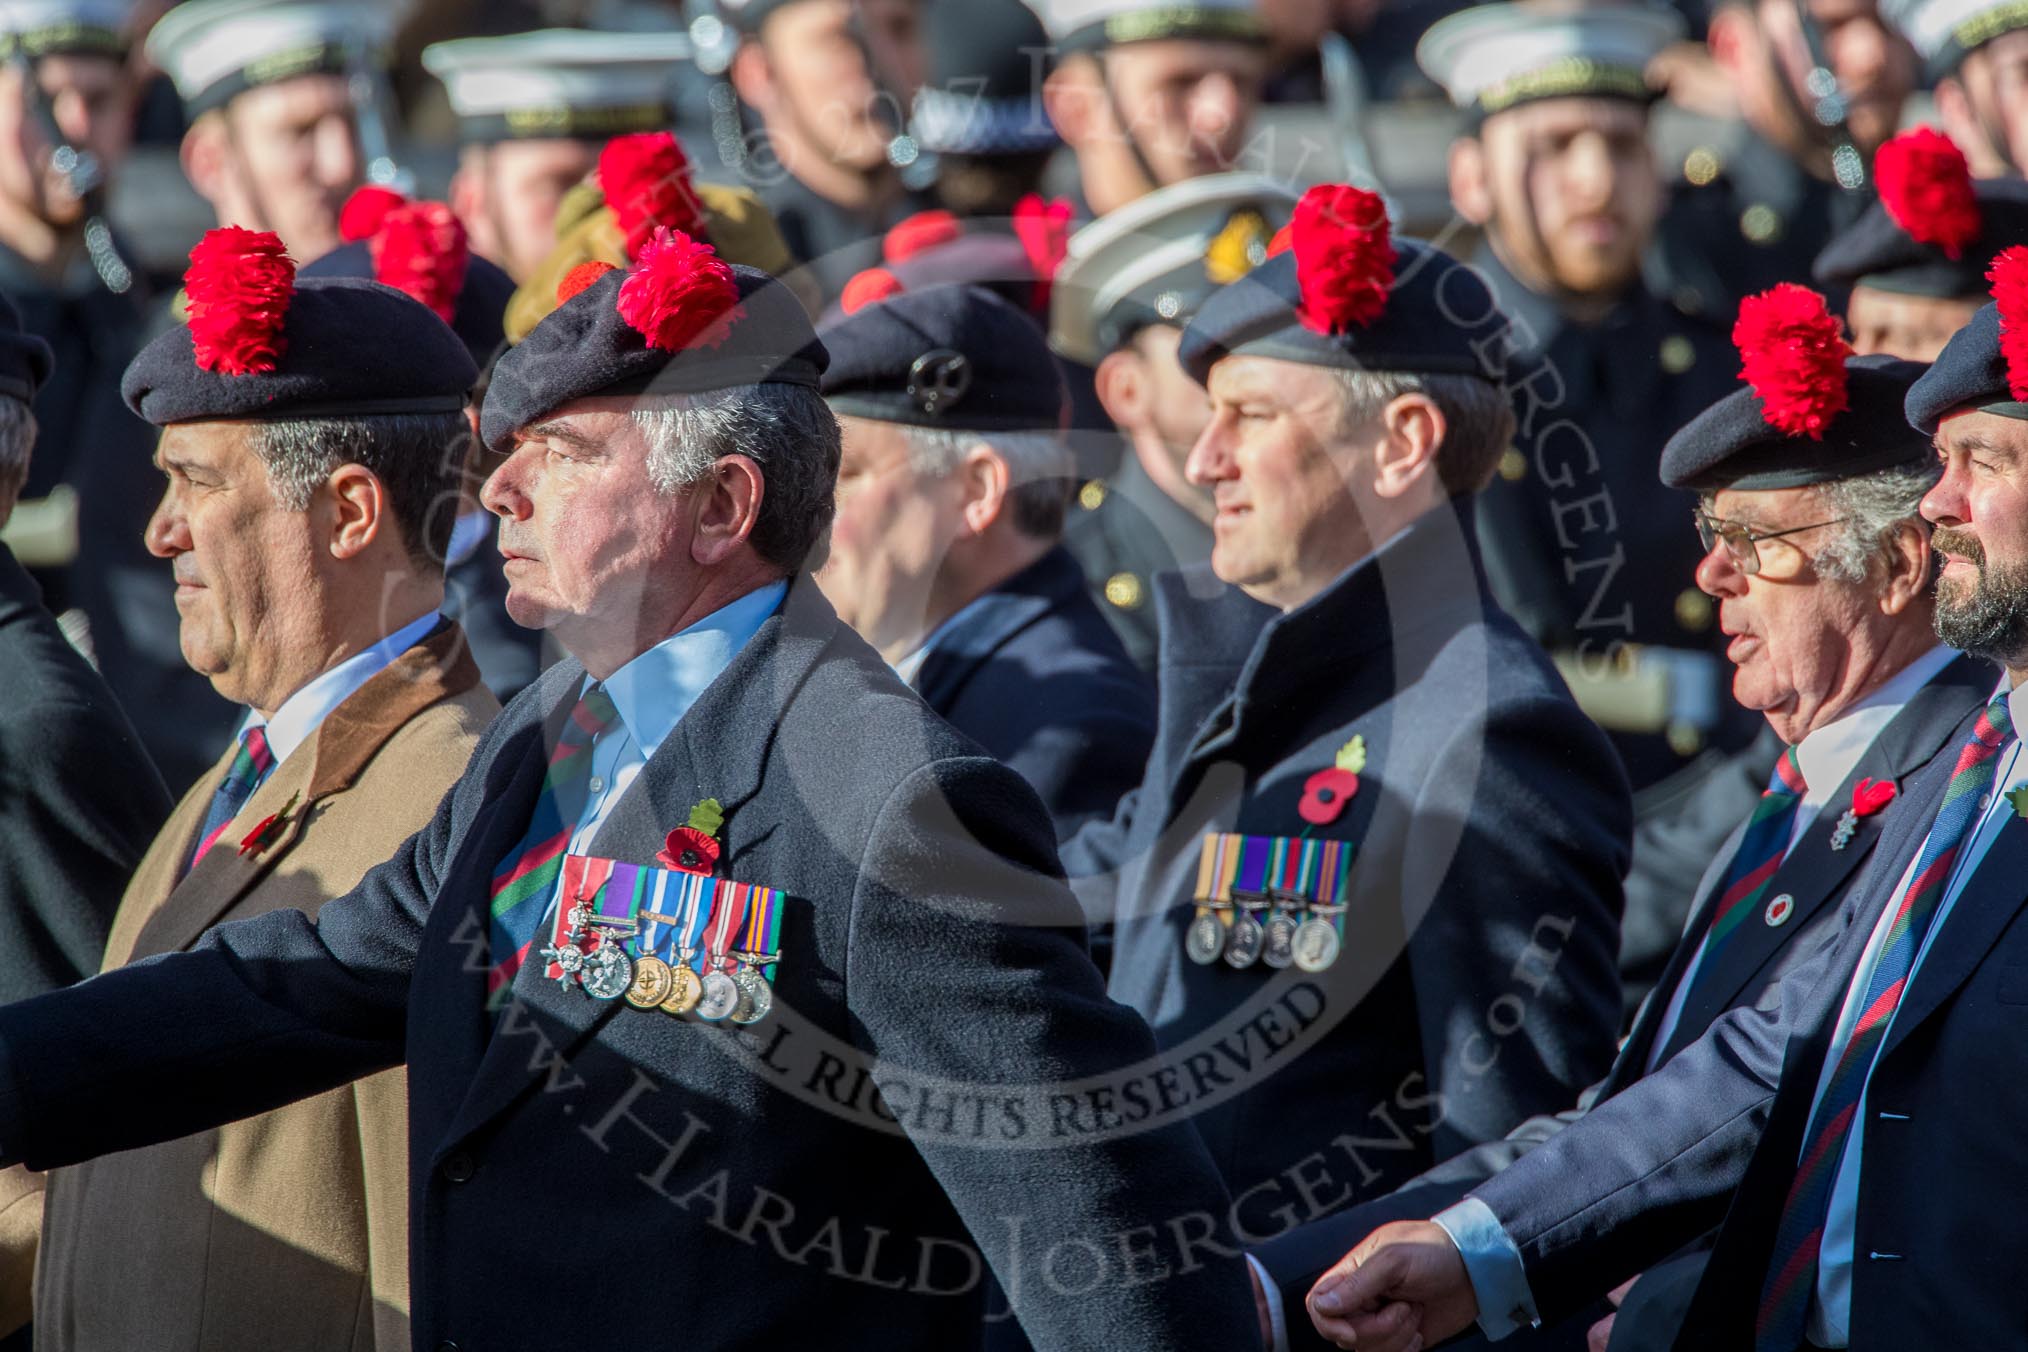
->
{"left": 19, "top": 625, "right": 498, "bottom": 1352}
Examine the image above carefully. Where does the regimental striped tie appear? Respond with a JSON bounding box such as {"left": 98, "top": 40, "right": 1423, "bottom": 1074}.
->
{"left": 1678, "top": 746, "right": 1807, "bottom": 1007}
{"left": 486, "top": 685, "right": 621, "bottom": 998}
{"left": 1754, "top": 692, "right": 2015, "bottom": 1351}
{"left": 185, "top": 725, "right": 277, "bottom": 875}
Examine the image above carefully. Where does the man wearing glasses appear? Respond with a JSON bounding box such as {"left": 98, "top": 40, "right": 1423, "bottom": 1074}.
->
{"left": 1251, "top": 308, "right": 1990, "bottom": 1352}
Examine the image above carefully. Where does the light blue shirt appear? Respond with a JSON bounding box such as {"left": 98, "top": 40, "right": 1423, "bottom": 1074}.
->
{"left": 242, "top": 610, "right": 443, "bottom": 766}
{"left": 1436, "top": 670, "right": 2025, "bottom": 1346}
{"left": 535, "top": 580, "right": 785, "bottom": 926}
{"left": 891, "top": 593, "right": 993, "bottom": 687}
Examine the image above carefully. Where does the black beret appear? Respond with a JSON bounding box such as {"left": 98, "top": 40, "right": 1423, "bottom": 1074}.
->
{"left": 1176, "top": 238, "right": 1509, "bottom": 386}
{"left": 1813, "top": 178, "right": 2028, "bottom": 299}
{"left": 122, "top": 277, "right": 478, "bottom": 426}
{"left": 301, "top": 240, "right": 515, "bottom": 371}
{"left": 0, "top": 291, "right": 52, "bottom": 405}
{"left": 1904, "top": 301, "right": 2028, "bottom": 434}
{"left": 482, "top": 263, "right": 827, "bottom": 454}
{"left": 1661, "top": 354, "right": 1930, "bottom": 491}
{"left": 819, "top": 284, "right": 1066, "bottom": 432}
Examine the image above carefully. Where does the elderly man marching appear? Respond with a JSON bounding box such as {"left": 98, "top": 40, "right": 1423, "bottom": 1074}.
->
{"left": 0, "top": 231, "right": 1261, "bottom": 1348}
{"left": 6, "top": 229, "right": 500, "bottom": 1350}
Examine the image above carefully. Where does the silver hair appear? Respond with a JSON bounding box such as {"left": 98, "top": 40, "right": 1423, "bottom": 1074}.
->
{"left": 1812, "top": 462, "right": 1941, "bottom": 586}
{"left": 0, "top": 396, "right": 35, "bottom": 511}
{"left": 899, "top": 425, "right": 1076, "bottom": 538}
{"left": 244, "top": 412, "right": 470, "bottom": 566}
{"left": 1329, "top": 369, "right": 1517, "bottom": 493}
{"left": 628, "top": 383, "right": 842, "bottom": 570}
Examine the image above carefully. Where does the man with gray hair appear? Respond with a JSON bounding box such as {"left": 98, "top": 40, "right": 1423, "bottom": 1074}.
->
{"left": 816, "top": 282, "right": 1154, "bottom": 839}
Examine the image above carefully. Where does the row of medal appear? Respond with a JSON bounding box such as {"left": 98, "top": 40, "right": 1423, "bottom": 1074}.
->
{"left": 1187, "top": 832, "right": 1352, "bottom": 973}
{"left": 540, "top": 856, "right": 782, "bottom": 1025}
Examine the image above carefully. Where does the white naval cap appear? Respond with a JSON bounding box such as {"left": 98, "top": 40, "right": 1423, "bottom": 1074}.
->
{"left": 421, "top": 28, "right": 691, "bottom": 143}
{"left": 1031, "top": 0, "right": 1265, "bottom": 52}
{"left": 1049, "top": 170, "right": 1297, "bottom": 366}
{"left": 1883, "top": 0, "right": 2028, "bottom": 75}
{"left": 0, "top": 0, "right": 131, "bottom": 58}
{"left": 146, "top": 0, "right": 409, "bottom": 117}
{"left": 1417, "top": 1, "right": 1683, "bottom": 118}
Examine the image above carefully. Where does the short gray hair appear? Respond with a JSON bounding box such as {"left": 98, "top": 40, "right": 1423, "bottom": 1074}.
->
{"left": 1330, "top": 370, "right": 1516, "bottom": 494}
{"left": 1813, "top": 461, "right": 1942, "bottom": 585}
{"left": 0, "top": 396, "right": 35, "bottom": 512}
{"left": 245, "top": 411, "right": 470, "bottom": 568}
{"left": 900, "top": 425, "right": 1076, "bottom": 539}
{"left": 629, "top": 383, "right": 841, "bottom": 570}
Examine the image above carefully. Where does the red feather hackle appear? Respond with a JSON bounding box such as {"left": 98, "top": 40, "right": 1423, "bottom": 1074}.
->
{"left": 1732, "top": 283, "right": 1852, "bottom": 439}
{"left": 1874, "top": 127, "right": 1981, "bottom": 260}
{"left": 184, "top": 226, "right": 295, "bottom": 376}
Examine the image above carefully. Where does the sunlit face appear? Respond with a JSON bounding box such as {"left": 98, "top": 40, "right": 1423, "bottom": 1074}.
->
{"left": 1186, "top": 355, "right": 1370, "bottom": 609}
{"left": 460, "top": 139, "right": 598, "bottom": 282}
{"left": 1474, "top": 97, "right": 1659, "bottom": 299}
{"left": 814, "top": 413, "right": 964, "bottom": 654}
{"left": 760, "top": 0, "right": 925, "bottom": 172}
{"left": 209, "top": 75, "right": 362, "bottom": 261}
{"left": 145, "top": 421, "right": 326, "bottom": 711}
{"left": 1756, "top": 0, "right": 1913, "bottom": 157}
{"left": 0, "top": 54, "right": 133, "bottom": 227}
{"left": 1695, "top": 485, "right": 1877, "bottom": 741}
{"left": 1844, "top": 286, "right": 1983, "bottom": 362}
{"left": 1924, "top": 410, "right": 2028, "bottom": 666}
{"left": 1100, "top": 39, "right": 1266, "bottom": 185}
{"left": 482, "top": 400, "right": 700, "bottom": 659}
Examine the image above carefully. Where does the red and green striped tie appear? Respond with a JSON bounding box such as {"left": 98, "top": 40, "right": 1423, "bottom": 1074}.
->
{"left": 185, "top": 725, "right": 276, "bottom": 875}
{"left": 1677, "top": 745, "right": 1806, "bottom": 1009}
{"left": 486, "top": 686, "right": 621, "bottom": 998}
{"left": 1755, "top": 692, "right": 2013, "bottom": 1350}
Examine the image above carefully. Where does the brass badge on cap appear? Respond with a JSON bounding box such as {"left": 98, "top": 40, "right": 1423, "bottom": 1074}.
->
{"left": 908, "top": 348, "right": 971, "bottom": 416}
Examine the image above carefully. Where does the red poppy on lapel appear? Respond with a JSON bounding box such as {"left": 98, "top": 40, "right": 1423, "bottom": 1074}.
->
{"left": 238, "top": 791, "right": 301, "bottom": 857}
{"left": 658, "top": 826, "right": 720, "bottom": 875}
{"left": 1851, "top": 778, "right": 1898, "bottom": 817}
{"left": 1298, "top": 769, "right": 1358, "bottom": 825}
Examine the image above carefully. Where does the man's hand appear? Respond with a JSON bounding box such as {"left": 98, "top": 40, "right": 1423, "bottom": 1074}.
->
{"left": 1586, "top": 1273, "right": 1638, "bottom": 1351}
{"left": 1304, "top": 1220, "right": 1479, "bottom": 1352}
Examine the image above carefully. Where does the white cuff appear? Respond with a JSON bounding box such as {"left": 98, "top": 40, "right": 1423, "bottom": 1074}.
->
{"left": 1432, "top": 1197, "right": 1540, "bottom": 1341}
{"left": 1246, "top": 1253, "right": 1291, "bottom": 1352}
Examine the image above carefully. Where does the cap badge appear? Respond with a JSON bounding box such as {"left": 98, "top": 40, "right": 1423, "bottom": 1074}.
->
{"left": 908, "top": 348, "right": 972, "bottom": 416}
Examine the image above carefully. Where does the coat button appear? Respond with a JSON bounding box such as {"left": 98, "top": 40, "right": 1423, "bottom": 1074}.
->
{"left": 437, "top": 1341, "right": 462, "bottom": 1352}
{"left": 442, "top": 1152, "right": 476, "bottom": 1183}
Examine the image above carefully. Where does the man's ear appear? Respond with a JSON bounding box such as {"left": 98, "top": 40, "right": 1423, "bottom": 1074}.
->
{"left": 1042, "top": 54, "right": 1106, "bottom": 148}
{"left": 1879, "top": 520, "right": 1934, "bottom": 615}
{"left": 1094, "top": 348, "right": 1148, "bottom": 429}
{"left": 1448, "top": 136, "right": 1493, "bottom": 226}
{"left": 180, "top": 113, "right": 229, "bottom": 205}
{"left": 1371, "top": 393, "right": 1446, "bottom": 501}
{"left": 326, "top": 463, "right": 388, "bottom": 560}
{"left": 690, "top": 453, "right": 767, "bottom": 567}
{"left": 955, "top": 443, "right": 1010, "bottom": 537}
{"left": 448, "top": 150, "right": 485, "bottom": 231}
{"left": 729, "top": 40, "right": 777, "bottom": 119}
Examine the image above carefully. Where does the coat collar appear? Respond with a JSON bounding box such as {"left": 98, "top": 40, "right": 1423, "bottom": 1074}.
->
{"left": 124, "top": 621, "right": 484, "bottom": 961}
{"left": 912, "top": 545, "right": 1086, "bottom": 709}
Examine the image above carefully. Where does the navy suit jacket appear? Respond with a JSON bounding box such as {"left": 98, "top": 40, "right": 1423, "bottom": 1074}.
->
{"left": 1465, "top": 673, "right": 2027, "bottom": 1350}
{"left": 0, "top": 576, "right": 1260, "bottom": 1351}
{"left": 1065, "top": 503, "right": 1631, "bottom": 1243}
{"left": 1248, "top": 653, "right": 1991, "bottom": 1346}
{"left": 913, "top": 545, "right": 1155, "bottom": 841}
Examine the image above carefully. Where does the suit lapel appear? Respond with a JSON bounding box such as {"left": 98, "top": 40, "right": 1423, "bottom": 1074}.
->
{"left": 911, "top": 548, "right": 1080, "bottom": 709}
{"left": 1881, "top": 811, "right": 2028, "bottom": 1059}
{"left": 104, "top": 752, "right": 240, "bottom": 969}
{"left": 442, "top": 577, "right": 841, "bottom": 1146}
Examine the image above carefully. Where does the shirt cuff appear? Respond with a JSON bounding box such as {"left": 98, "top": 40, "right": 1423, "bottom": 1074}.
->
{"left": 1432, "top": 1197, "right": 1540, "bottom": 1341}
{"left": 1246, "top": 1253, "right": 1290, "bottom": 1352}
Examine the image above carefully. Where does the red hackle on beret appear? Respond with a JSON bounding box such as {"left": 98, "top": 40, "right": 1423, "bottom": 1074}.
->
{"left": 883, "top": 210, "right": 962, "bottom": 262}
{"left": 1874, "top": 127, "right": 1981, "bottom": 261}
{"left": 841, "top": 267, "right": 906, "bottom": 315}
{"left": 338, "top": 185, "right": 409, "bottom": 244}
{"left": 1732, "top": 284, "right": 1852, "bottom": 439}
{"left": 1989, "top": 245, "right": 2028, "bottom": 401}
{"left": 371, "top": 200, "right": 469, "bottom": 325}
{"left": 600, "top": 131, "right": 707, "bottom": 261}
{"left": 185, "top": 226, "right": 295, "bottom": 376}
{"left": 558, "top": 260, "right": 620, "bottom": 305}
{"left": 1012, "top": 193, "right": 1072, "bottom": 314}
{"left": 1291, "top": 184, "right": 1395, "bottom": 335}
{"left": 614, "top": 228, "right": 744, "bottom": 354}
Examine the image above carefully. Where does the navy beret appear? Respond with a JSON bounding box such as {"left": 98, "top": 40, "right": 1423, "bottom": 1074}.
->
{"left": 1904, "top": 301, "right": 2028, "bottom": 434}
{"left": 1814, "top": 177, "right": 2028, "bottom": 300}
{"left": 819, "top": 284, "right": 1066, "bottom": 432}
{"left": 1176, "top": 238, "right": 1509, "bottom": 387}
{"left": 122, "top": 277, "right": 478, "bottom": 426}
{"left": 482, "top": 263, "right": 827, "bottom": 454}
{"left": 1661, "top": 354, "right": 1930, "bottom": 491}
{"left": 0, "top": 291, "right": 51, "bottom": 405}
{"left": 301, "top": 239, "right": 515, "bottom": 371}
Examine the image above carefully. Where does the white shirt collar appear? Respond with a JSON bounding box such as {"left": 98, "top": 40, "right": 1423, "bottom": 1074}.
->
{"left": 891, "top": 592, "right": 994, "bottom": 686}
{"left": 244, "top": 610, "right": 442, "bottom": 766}
{"left": 1793, "top": 645, "right": 1960, "bottom": 811}
{"left": 597, "top": 580, "right": 786, "bottom": 759}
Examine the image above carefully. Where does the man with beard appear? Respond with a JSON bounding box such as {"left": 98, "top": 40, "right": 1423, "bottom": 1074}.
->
{"left": 1052, "top": 172, "right": 1297, "bottom": 673}
{"left": 1815, "top": 126, "right": 2028, "bottom": 362}
{"left": 1886, "top": 0, "right": 2028, "bottom": 176}
{"left": 1652, "top": 0, "right": 1914, "bottom": 321}
{"left": 1420, "top": 2, "right": 1762, "bottom": 1009}
{"left": 147, "top": 0, "right": 399, "bottom": 265}
{"left": 1036, "top": 0, "right": 1270, "bottom": 220}
{"left": 1301, "top": 257, "right": 2028, "bottom": 1352}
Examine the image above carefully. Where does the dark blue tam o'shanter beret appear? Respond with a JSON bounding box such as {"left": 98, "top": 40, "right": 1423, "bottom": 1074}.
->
{"left": 0, "top": 290, "right": 52, "bottom": 405}
{"left": 819, "top": 283, "right": 1067, "bottom": 433}
{"left": 121, "top": 227, "right": 478, "bottom": 427}
{"left": 1661, "top": 285, "right": 1929, "bottom": 490}
{"left": 1813, "top": 129, "right": 2028, "bottom": 300}
{"left": 1176, "top": 184, "right": 1510, "bottom": 387}
{"left": 481, "top": 232, "right": 827, "bottom": 454}
{"left": 1904, "top": 246, "right": 2028, "bottom": 434}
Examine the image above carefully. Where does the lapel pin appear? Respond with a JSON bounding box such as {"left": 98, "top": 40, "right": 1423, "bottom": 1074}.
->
{"left": 660, "top": 797, "right": 724, "bottom": 875}
{"left": 1765, "top": 893, "right": 1795, "bottom": 927}
{"left": 237, "top": 790, "right": 301, "bottom": 858}
{"left": 1299, "top": 735, "right": 1366, "bottom": 826}
{"left": 1831, "top": 777, "right": 1898, "bottom": 851}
